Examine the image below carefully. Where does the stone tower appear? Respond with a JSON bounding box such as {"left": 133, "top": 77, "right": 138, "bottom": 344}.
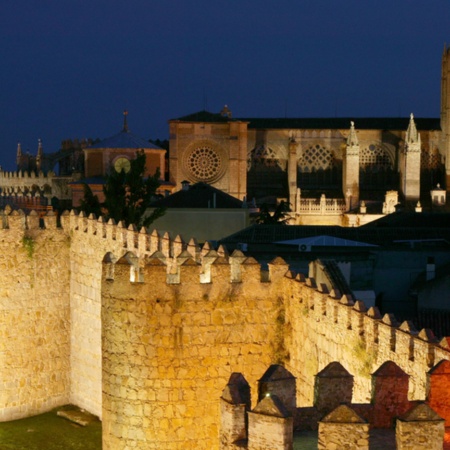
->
{"left": 400, "top": 114, "right": 421, "bottom": 201}
{"left": 342, "top": 121, "right": 360, "bottom": 209}
{"left": 441, "top": 45, "right": 450, "bottom": 190}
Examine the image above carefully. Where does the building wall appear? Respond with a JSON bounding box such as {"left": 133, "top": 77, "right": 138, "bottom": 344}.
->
{"left": 169, "top": 121, "right": 248, "bottom": 200}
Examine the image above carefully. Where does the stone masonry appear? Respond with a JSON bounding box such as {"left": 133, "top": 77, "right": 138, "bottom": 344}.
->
{"left": 0, "top": 209, "right": 449, "bottom": 449}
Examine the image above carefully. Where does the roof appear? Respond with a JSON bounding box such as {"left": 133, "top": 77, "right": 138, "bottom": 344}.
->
{"left": 171, "top": 110, "right": 232, "bottom": 123}
{"left": 275, "top": 235, "right": 377, "bottom": 248}
{"left": 170, "top": 110, "right": 440, "bottom": 131}
{"left": 86, "top": 130, "right": 163, "bottom": 150}
{"left": 242, "top": 117, "right": 440, "bottom": 131}
{"left": 150, "top": 182, "right": 244, "bottom": 209}
{"left": 363, "top": 212, "right": 450, "bottom": 228}
{"left": 219, "top": 218, "right": 450, "bottom": 247}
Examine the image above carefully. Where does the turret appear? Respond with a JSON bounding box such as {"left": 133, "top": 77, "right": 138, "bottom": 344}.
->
{"left": 36, "top": 139, "right": 43, "bottom": 172}
{"left": 16, "top": 142, "right": 22, "bottom": 167}
{"left": 400, "top": 114, "right": 421, "bottom": 201}
{"left": 342, "top": 121, "right": 360, "bottom": 209}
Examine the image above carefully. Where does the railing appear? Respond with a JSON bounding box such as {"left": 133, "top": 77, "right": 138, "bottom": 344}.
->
{"left": 296, "top": 197, "right": 347, "bottom": 215}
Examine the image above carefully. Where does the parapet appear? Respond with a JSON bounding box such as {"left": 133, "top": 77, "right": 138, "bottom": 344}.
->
{"left": 220, "top": 362, "right": 449, "bottom": 449}
{"left": 0, "top": 208, "right": 60, "bottom": 231}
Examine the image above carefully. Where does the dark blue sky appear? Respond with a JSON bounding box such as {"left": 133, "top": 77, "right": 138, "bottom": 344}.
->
{"left": 1, "top": 0, "right": 449, "bottom": 170}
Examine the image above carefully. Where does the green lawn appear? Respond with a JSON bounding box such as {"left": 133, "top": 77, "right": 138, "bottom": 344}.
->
{"left": 0, "top": 407, "right": 101, "bottom": 450}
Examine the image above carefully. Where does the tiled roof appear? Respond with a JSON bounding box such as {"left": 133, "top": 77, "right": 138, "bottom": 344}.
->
{"left": 220, "top": 217, "right": 450, "bottom": 247}
{"left": 363, "top": 212, "right": 450, "bottom": 228}
{"left": 170, "top": 110, "right": 440, "bottom": 131}
{"left": 171, "top": 110, "right": 231, "bottom": 123}
{"left": 150, "top": 182, "right": 244, "bottom": 209}
{"left": 86, "top": 130, "right": 163, "bottom": 150}
{"left": 241, "top": 117, "right": 440, "bottom": 131}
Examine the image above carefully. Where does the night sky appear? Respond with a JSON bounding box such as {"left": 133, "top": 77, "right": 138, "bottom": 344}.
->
{"left": 1, "top": 0, "right": 449, "bottom": 170}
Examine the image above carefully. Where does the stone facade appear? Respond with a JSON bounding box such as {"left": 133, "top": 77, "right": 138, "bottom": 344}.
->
{"left": 0, "top": 210, "right": 449, "bottom": 449}
{"left": 169, "top": 116, "right": 248, "bottom": 200}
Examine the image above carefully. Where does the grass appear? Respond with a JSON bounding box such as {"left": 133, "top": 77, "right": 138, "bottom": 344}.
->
{"left": 0, "top": 406, "right": 101, "bottom": 450}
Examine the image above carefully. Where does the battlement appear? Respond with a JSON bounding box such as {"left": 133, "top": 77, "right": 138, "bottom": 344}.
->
{"left": 0, "top": 169, "right": 56, "bottom": 180}
{"left": 1, "top": 208, "right": 449, "bottom": 449}
{"left": 220, "top": 362, "right": 448, "bottom": 449}
{"left": 294, "top": 279, "right": 446, "bottom": 369}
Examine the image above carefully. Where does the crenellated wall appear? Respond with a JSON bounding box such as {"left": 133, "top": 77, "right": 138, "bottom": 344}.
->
{"left": 0, "top": 210, "right": 70, "bottom": 421}
{"left": 0, "top": 169, "right": 73, "bottom": 200}
{"left": 101, "top": 253, "right": 287, "bottom": 450}
{"left": 0, "top": 209, "right": 449, "bottom": 450}
{"left": 284, "top": 274, "right": 450, "bottom": 405}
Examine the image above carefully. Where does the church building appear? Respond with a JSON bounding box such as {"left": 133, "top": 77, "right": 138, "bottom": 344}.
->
{"left": 4, "top": 47, "right": 450, "bottom": 220}
{"left": 167, "top": 47, "right": 450, "bottom": 212}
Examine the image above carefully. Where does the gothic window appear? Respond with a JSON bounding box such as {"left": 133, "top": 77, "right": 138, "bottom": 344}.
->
{"left": 360, "top": 144, "right": 393, "bottom": 170}
{"left": 298, "top": 144, "right": 333, "bottom": 172}
{"left": 421, "top": 149, "right": 442, "bottom": 169}
{"left": 248, "top": 145, "right": 281, "bottom": 170}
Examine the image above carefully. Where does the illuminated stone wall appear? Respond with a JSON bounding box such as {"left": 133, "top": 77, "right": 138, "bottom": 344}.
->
{"left": 0, "top": 210, "right": 449, "bottom": 450}
{"left": 0, "top": 211, "right": 70, "bottom": 421}
{"left": 101, "top": 253, "right": 287, "bottom": 450}
{"left": 284, "top": 274, "right": 450, "bottom": 406}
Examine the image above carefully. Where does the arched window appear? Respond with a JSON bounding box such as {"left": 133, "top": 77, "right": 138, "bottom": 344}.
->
{"left": 360, "top": 144, "right": 393, "bottom": 170}
{"left": 298, "top": 144, "right": 333, "bottom": 172}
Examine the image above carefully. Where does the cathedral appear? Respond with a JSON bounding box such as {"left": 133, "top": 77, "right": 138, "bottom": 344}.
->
{"left": 168, "top": 47, "right": 450, "bottom": 211}
{"left": 4, "top": 48, "right": 450, "bottom": 217}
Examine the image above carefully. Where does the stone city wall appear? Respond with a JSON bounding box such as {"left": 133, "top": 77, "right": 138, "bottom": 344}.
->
{"left": 61, "top": 211, "right": 198, "bottom": 418}
{"left": 285, "top": 273, "right": 450, "bottom": 406}
{"left": 0, "top": 170, "right": 73, "bottom": 200}
{"left": 0, "top": 170, "right": 55, "bottom": 193}
{"left": 101, "top": 251, "right": 287, "bottom": 450}
{"left": 0, "top": 210, "right": 70, "bottom": 421}
{"left": 0, "top": 210, "right": 449, "bottom": 450}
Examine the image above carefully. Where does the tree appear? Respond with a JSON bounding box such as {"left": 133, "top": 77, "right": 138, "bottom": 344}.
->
{"left": 81, "top": 150, "right": 165, "bottom": 228}
{"left": 79, "top": 183, "right": 102, "bottom": 218}
{"left": 254, "top": 200, "right": 291, "bottom": 225}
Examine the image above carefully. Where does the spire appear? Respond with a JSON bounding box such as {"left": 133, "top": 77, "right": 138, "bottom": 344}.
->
{"left": 122, "top": 109, "right": 129, "bottom": 132}
{"left": 406, "top": 113, "right": 421, "bottom": 145}
{"left": 16, "top": 142, "right": 22, "bottom": 166}
{"left": 36, "top": 139, "right": 43, "bottom": 171}
{"left": 346, "top": 121, "right": 359, "bottom": 146}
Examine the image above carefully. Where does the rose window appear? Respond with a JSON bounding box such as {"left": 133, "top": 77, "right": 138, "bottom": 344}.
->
{"left": 186, "top": 147, "right": 223, "bottom": 182}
